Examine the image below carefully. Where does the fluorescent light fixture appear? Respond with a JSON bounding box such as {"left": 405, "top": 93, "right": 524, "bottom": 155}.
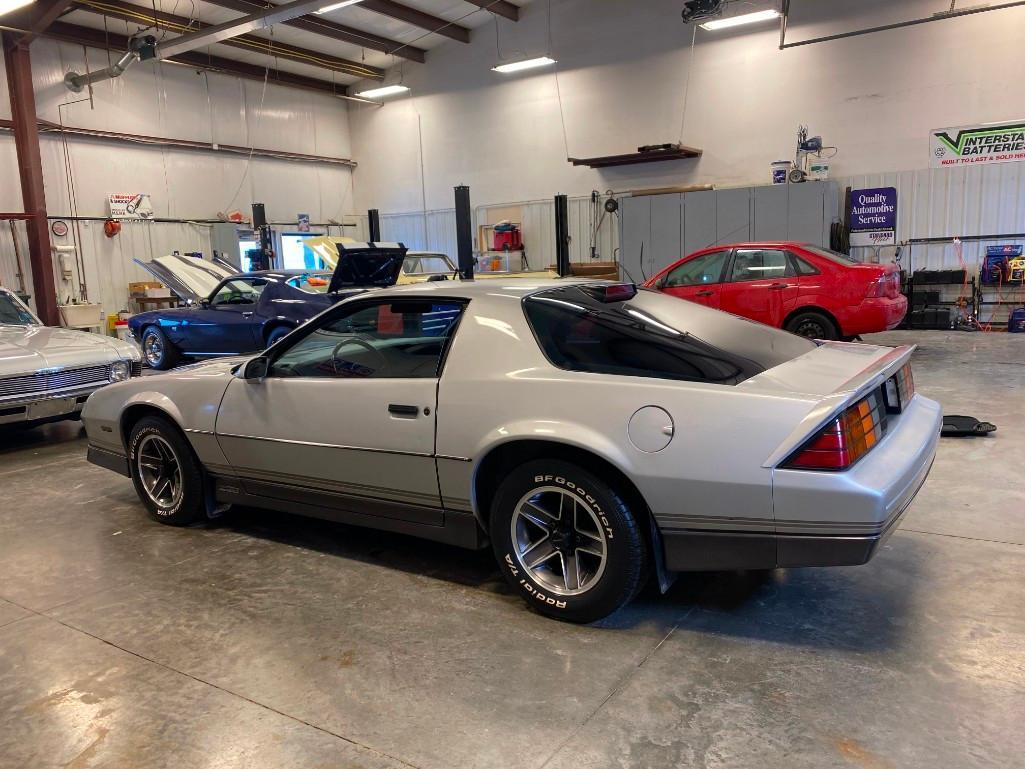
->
{"left": 700, "top": 9, "right": 780, "bottom": 30}
{"left": 492, "top": 56, "right": 557, "bottom": 74}
{"left": 316, "top": 0, "right": 363, "bottom": 14}
{"left": 0, "top": 0, "right": 35, "bottom": 17}
{"left": 355, "top": 84, "right": 410, "bottom": 99}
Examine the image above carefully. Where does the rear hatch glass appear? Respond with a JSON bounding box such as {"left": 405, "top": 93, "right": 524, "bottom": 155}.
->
{"left": 523, "top": 285, "right": 816, "bottom": 385}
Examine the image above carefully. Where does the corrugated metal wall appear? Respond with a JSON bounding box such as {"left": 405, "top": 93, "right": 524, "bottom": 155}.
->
{"left": 838, "top": 164, "right": 1025, "bottom": 271}
{"left": 0, "top": 37, "right": 355, "bottom": 319}
{"left": 373, "top": 195, "right": 618, "bottom": 269}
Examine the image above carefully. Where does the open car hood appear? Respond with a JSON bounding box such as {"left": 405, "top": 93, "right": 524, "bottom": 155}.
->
{"left": 308, "top": 240, "right": 408, "bottom": 292}
{"left": 134, "top": 254, "right": 238, "bottom": 303}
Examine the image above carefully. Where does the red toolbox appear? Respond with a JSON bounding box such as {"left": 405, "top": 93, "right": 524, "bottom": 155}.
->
{"left": 493, "top": 227, "right": 522, "bottom": 251}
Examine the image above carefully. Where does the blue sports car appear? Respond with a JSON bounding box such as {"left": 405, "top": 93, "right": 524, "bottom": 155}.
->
{"left": 129, "top": 243, "right": 406, "bottom": 370}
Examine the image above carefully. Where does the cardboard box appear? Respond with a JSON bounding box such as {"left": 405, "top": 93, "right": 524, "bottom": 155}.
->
{"left": 144, "top": 287, "right": 172, "bottom": 298}
{"left": 129, "top": 281, "right": 163, "bottom": 296}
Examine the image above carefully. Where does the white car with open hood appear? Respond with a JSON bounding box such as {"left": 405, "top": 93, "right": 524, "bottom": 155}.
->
{"left": 0, "top": 287, "right": 142, "bottom": 428}
{"left": 81, "top": 279, "right": 940, "bottom": 622}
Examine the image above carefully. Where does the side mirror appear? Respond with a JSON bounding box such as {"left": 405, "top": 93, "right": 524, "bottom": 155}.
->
{"left": 237, "top": 356, "right": 269, "bottom": 380}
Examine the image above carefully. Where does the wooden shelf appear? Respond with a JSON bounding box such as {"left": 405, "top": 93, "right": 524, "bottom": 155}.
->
{"left": 568, "top": 146, "right": 702, "bottom": 169}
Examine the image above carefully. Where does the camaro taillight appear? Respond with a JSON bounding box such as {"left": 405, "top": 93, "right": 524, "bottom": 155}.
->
{"left": 866, "top": 272, "right": 900, "bottom": 298}
{"left": 784, "top": 391, "right": 888, "bottom": 471}
{"left": 884, "top": 362, "right": 915, "bottom": 412}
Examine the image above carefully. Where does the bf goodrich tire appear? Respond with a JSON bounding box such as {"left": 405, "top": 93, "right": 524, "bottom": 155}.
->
{"left": 490, "top": 459, "right": 648, "bottom": 623}
{"left": 785, "top": 310, "right": 838, "bottom": 341}
{"left": 128, "top": 416, "right": 205, "bottom": 526}
{"left": 141, "top": 325, "right": 180, "bottom": 370}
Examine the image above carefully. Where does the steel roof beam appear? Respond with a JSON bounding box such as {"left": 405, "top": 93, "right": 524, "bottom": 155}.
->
{"left": 200, "top": 0, "right": 426, "bottom": 62}
{"left": 73, "top": 0, "right": 383, "bottom": 79}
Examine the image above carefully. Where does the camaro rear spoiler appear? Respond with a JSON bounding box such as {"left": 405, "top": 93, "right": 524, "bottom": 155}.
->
{"left": 762, "top": 344, "right": 916, "bottom": 468}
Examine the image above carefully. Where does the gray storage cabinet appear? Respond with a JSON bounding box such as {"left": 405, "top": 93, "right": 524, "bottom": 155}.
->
{"left": 620, "top": 181, "right": 838, "bottom": 280}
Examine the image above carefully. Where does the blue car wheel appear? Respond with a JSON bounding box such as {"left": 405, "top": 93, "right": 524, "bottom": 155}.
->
{"left": 141, "top": 326, "right": 180, "bottom": 370}
{"left": 265, "top": 325, "right": 293, "bottom": 347}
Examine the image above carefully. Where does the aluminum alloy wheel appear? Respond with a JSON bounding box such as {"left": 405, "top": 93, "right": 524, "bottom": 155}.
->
{"left": 136, "top": 435, "right": 183, "bottom": 509}
{"left": 143, "top": 332, "right": 163, "bottom": 366}
{"left": 511, "top": 486, "right": 608, "bottom": 596}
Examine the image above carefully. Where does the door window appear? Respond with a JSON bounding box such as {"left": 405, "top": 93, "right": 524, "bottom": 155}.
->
{"left": 662, "top": 250, "right": 729, "bottom": 287}
{"left": 211, "top": 278, "right": 266, "bottom": 306}
{"left": 790, "top": 254, "right": 820, "bottom": 275}
{"left": 729, "top": 250, "right": 793, "bottom": 282}
{"left": 268, "top": 300, "right": 464, "bottom": 379}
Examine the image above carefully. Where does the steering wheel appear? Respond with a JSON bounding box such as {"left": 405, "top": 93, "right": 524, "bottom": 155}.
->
{"left": 331, "top": 334, "right": 387, "bottom": 376}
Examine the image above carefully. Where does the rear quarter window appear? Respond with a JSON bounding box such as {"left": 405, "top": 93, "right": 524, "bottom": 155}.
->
{"left": 523, "top": 286, "right": 765, "bottom": 385}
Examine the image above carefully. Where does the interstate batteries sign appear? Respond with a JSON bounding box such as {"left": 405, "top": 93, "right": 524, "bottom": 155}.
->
{"left": 931, "top": 121, "right": 1025, "bottom": 168}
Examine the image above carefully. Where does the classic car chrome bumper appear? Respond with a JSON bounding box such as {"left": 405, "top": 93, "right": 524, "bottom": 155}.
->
{"left": 0, "top": 384, "right": 108, "bottom": 425}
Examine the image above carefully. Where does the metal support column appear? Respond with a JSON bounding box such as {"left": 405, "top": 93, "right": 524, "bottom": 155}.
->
{"left": 454, "top": 185, "right": 474, "bottom": 280}
{"left": 251, "top": 202, "right": 273, "bottom": 270}
{"left": 554, "top": 194, "right": 570, "bottom": 278}
{"left": 2, "top": 34, "right": 59, "bottom": 325}
{"left": 368, "top": 209, "right": 381, "bottom": 242}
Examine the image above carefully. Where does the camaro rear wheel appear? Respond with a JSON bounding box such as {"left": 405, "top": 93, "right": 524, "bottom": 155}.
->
{"left": 490, "top": 459, "right": 648, "bottom": 623}
{"left": 141, "top": 325, "right": 180, "bottom": 370}
{"left": 129, "top": 416, "right": 205, "bottom": 526}
{"left": 785, "top": 310, "right": 838, "bottom": 341}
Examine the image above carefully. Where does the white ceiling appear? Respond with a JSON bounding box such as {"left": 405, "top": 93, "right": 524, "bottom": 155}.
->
{"left": 56, "top": 0, "right": 530, "bottom": 89}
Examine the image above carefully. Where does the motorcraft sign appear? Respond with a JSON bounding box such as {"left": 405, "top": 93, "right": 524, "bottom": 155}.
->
{"left": 108, "top": 193, "right": 154, "bottom": 219}
{"left": 849, "top": 187, "right": 897, "bottom": 247}
{"left": 931, "top": 121, "right": 1025, "bottom": 168}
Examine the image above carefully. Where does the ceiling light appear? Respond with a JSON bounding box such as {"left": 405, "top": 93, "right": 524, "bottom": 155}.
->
{"left": 699, "top": 9, "right": 780, "bottom": 30}
{"left": 0, "top": 0, "right": 35, "bottom": 17}
{"left": 492, "top": 56, "right": 557, "bottom": 74}
{"left": 316, "top": 0, "right": 363, "bottom": 14}
{"left": 355, "top": 84, "right": 410, "bottom": 99}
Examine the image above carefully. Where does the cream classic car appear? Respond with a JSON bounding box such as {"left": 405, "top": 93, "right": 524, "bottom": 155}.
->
{"left": 0, "top": 287, "right": 142, "bottom": 427}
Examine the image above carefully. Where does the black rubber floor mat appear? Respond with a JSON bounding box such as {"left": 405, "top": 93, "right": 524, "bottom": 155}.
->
{"left": 941, "top": 415, "right": 996, "bottom": 437}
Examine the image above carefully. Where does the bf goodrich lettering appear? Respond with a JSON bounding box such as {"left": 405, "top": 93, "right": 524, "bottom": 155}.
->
{"left": 535, "top": 474, "right": 614, "bottom": 538}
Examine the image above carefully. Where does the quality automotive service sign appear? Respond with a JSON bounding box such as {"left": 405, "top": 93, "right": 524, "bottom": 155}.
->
{"left": 931, "top": 121, "right": 1025, "bottom": 168}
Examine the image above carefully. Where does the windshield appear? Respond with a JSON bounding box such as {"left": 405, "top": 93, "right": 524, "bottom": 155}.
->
{"left": 404, "top": 254, "right": 456, "bottom": 275}
{"left": 0, "top": 291, "right": 40, "bottom": 325}
{"left": 802, "top": 245, "right": 858, "bottom": 265}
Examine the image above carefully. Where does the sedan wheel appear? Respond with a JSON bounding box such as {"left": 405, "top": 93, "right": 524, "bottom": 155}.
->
{"left": 491, "top": 459, "right": 648, "bottom": 622}
{"left": 129, "top": 416, "right": 204, "bottom": 525}
{"left": 785, "top": 310, "right": 838, "bottom": 341}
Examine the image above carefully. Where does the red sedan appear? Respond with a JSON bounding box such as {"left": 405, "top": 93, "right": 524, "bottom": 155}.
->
{"left": 643, "top": 242, "right": 907, "bottom": 340}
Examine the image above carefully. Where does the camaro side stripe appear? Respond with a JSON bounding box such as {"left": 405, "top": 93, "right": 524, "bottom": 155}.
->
{"left": 215, "top": 432, "right": 434, "bottom": 458}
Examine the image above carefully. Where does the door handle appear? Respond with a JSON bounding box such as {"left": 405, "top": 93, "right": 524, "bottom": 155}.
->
{"left": 768, "top": 283, "right": 792, "bottom": 290}
{"left": 388, "top": 404, "right": 420, "bottom": 417}
{"left": 241, "top": 311, "right": 254, "bottom": 317}
{"left": 695, "top": 290, "right": 714, "bottom": 297}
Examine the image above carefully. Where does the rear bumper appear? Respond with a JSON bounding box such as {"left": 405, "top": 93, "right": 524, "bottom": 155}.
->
{"left": 661, "top": 394, "right": 941, "bottom": 571}
{"left": 840, "top": 296, "right": 908, "bottom": 335}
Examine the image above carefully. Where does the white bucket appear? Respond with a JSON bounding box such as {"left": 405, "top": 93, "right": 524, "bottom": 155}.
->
{"left": 771, "top": 160, "right": 791, "bottom": 184}
{"left": 808, "top": 158, "right": 830, "bottom": 180}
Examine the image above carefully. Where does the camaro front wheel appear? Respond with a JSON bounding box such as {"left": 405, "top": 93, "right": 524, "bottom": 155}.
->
{"left": 129, "top": 416, "right": 205, "bottom": 526}
{"left": 490, "top": 459, "right": 648, "bottom": 623}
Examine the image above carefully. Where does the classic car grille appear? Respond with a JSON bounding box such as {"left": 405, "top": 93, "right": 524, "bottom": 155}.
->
{"left": 0, "top": 365, "right": 110, "bottom": 399}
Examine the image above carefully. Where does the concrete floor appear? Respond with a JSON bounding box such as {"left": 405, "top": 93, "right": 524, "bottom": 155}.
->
{"left": 0, "top": 330, "right": 1022, "bottom": 769}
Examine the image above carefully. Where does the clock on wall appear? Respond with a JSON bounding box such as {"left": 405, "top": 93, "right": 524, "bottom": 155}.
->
{"left": 51, "top": 220, "right": 69, "bottom": 237}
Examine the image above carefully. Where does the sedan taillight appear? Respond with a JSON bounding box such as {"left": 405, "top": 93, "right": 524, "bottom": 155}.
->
{"left": 784, "top": 391, "right": 888, "bottom": 471}
{"left": 866, "top": 272, "right": 900, "bottom": 298}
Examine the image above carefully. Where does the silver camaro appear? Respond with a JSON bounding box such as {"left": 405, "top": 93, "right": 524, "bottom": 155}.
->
{"left": 82, "top": 279, "right": 941, "bottom": 622}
